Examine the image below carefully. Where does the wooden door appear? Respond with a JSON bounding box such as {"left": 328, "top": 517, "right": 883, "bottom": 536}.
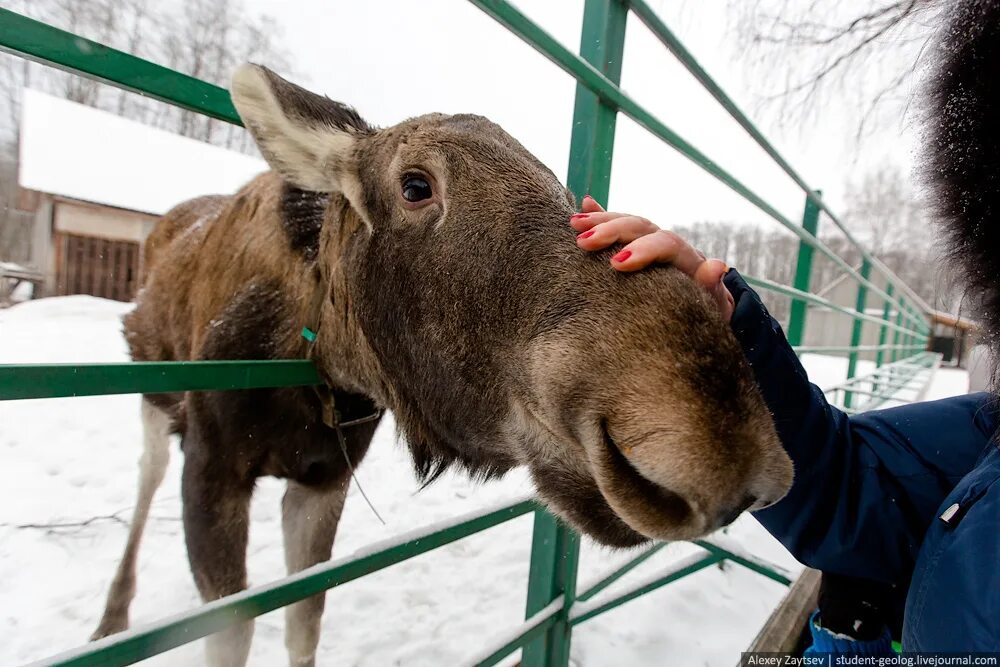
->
{"left": 55, "top": 233, "right": 139, "bottom": 301}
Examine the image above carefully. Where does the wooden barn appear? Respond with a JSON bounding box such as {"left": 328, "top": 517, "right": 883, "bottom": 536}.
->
{"left": 15, "top": 89, "right": 265, "bottom": 301}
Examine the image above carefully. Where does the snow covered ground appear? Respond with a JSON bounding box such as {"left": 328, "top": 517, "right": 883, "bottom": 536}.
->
{"left": 0, "top": 297, "right": 970, "bottom": 666}
{"left": 923, "top": 365, "right": 972, "bottom": 402}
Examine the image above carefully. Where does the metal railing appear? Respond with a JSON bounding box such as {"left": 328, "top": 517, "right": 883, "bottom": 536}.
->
{"left": 27, "top": 494, "right": 790, "bottom": 667}
{"left": 826, "top": 351, "right": 941, "bottom": 413}
{"left": 0, "top": 1, "right": 934, "bottom": 665}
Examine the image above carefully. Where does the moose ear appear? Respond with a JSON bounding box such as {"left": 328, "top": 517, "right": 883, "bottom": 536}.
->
{"left": 231, "top": 64, "right": 370, "bottom": 194}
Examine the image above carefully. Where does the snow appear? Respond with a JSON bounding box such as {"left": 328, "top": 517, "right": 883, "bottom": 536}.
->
{"left": 0, "top": 298, "right": 970, "bottom": 666}
{"left": 1, "top": 262, "right": 39, "bottom": 304}
{"left": 801, "top": 353, "right": 876, "bottom": 392}
{"left": 18, "top": 90, "right": 267, "bottom": 216}
{"left": 8, "top": 281, "right": 34, "bottom": 302}
{"left": 924, "top": 366, "right": 974, "bottom": 401}
{"left": 0, "top": 261, "right": 31, "bottom": 272}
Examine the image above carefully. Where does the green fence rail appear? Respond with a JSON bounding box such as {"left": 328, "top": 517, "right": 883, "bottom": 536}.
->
{"left": 33, "top": 493, "right": 791, "bottom": 667}
{"left": 0, "top": 8, "right": 240, "bottom": 124}
{"left": 826, "top": 351, "right": 941, "bottom": 415}
{"left": 0, "top": 0, "right": 936, "bottom": 665}
{"left": 0, "top": 361, "right": 320, "bottom": 400}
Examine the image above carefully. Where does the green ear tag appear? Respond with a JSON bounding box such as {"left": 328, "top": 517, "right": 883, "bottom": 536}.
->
{"left": 301, "top": 327, "right": 317, "bottom": 343}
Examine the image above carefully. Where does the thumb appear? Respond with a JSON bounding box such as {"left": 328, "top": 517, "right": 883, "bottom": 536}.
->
{"left": 694, "top": 259, "right": 734, "bottom": 321}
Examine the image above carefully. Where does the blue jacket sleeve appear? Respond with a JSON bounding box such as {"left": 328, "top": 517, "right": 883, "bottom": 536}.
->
{"left": 724, "top": 270, "right": 997, "bottom": 586}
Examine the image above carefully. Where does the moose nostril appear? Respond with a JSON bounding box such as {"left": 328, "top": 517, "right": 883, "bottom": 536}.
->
{"left": 717, "top": 494, "right": 757, "bottom": 527}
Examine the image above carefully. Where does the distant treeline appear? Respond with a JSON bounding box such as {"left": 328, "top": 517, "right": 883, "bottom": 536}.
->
{"left": 0, "top": 0, "right": 294, "bottom": 152}
{"left": 0, "top": 0, "right": 295, "bottom": 264}
{"left": 674, "top": 220, "right": 959, "bottom": 323}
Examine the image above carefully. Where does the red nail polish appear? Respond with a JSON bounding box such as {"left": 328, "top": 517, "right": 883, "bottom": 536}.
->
{"left": 612, "top": 250, "right": 632, "bottom": 263}
{"left": 578, "top": 230, "right": 595, "bottom": 239}
{"left": 571, "top": 213, "right": 590, "bottom": 221}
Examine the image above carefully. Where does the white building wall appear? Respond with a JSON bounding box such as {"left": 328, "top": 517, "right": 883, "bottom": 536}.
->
{"left": 800, "top": 268, "right": 910, "bottom": 361}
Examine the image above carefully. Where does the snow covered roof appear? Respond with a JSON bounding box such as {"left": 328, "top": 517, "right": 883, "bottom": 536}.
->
{"left": 18, "top": 89, "right": 267, "bottom": 216}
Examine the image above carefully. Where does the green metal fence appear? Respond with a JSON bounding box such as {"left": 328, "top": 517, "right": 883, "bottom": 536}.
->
{"left": 828, "top": 351, "right": 941, "bottom": 415}
{"left": 0, "top": 1, "right": 933, "bottom": 665}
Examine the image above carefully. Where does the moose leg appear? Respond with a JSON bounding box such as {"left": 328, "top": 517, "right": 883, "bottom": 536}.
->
{"left": 182, "top": 453, "right": 254, "bottom": 667}
{"left": 281, "top": 478, "right": 350, "bottom": 667}
{"left": 92, "top": 399, "right": 172, "bottom": 639}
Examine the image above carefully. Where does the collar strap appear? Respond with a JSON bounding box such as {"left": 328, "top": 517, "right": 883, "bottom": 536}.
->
{"left": 300, "top": 286, "right": 382, "bottom": 431}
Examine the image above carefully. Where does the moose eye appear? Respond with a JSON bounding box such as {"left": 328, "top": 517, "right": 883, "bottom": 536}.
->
{"left": 401, "top": 176, "right": 432, "bottom": 203}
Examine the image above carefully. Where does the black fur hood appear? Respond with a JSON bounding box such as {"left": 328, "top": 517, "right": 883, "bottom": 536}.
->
{"left": 926, "top": 0, "right": 1000, "bottom": 388}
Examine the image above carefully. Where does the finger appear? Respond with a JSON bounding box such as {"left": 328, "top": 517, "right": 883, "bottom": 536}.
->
{"left": 576, "top": 215, "right": 660, "bottom": 250}
{"left": 610, "top": 230, "right": 706, "bottom": 274}
{"left": 569, "top": 210, "right": 632, "bottom": 232}
{"left": 580, "top": 194, "right": 606, "bottom": 214}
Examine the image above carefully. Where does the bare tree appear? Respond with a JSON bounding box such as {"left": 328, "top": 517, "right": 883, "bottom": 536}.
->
{"left": 729, "top": 0, "right": 944, "bottom": 141}
{"left": 672, "top": 206, "right": 965, "bottom": 321}
{"left": 0, "top": 0, "right": 296, "bottom": 262}
{"left": 0, "top": 0, "right": 294, "bottom": 152}
{"left": 725, "top": 2, "right": 968, "bottom": 315}
{"left": 674, "top": 222, "right": 800, "bottom": 321}
{"left": 843, "top": 163, "right": 928, "bottom": 255}
{"left": 838, "top": 163, "right": 964, "bottom": 311}
{"left": 0, "top": 139, "right": 34, "bottom": 264}
{"left": 148, "top": 0, "right": 294, "bottom": 149}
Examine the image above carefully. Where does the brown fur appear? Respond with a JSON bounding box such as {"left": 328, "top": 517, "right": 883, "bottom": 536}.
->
{"left": 94, "top": 64, "right": 792, "bottom": 666}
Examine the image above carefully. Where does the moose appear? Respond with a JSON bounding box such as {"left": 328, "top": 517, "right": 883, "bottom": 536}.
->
{"left": 91, "top": 64, "right": 793, "bottom": 666}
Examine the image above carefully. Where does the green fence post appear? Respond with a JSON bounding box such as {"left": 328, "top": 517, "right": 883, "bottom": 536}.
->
{"left": 873, "top": 283, "right": 894, "bottom": 394}
{"left": 522, "top": 512, "right": 581, "bottom": 667}
{"left": 522, "top": 2, "right": 626, "bottom": 666}
{"left": 921, "top": 309, "right": 930, "bottom": 352}
{"left": 844, "top": 259, "right": 872, "bottom": 409}
{"left": 902, "top": 305, "right": 913, "bottom": 356}
{"left": 903, "top": 302, "right": 917, "bottom": 358}
{"left": 875, "top": 284, "right": 893, "bottom": 369}
{"left": 786, "top": 191, "right": 822, "bottom": 346}
{"left": 891, "top": 303, "right": 904, "bottom": 363}
{"left": 915, "top": 306, "right": 927, "bottom": 352}
{"left": 915, "top": 308, "right": 924, "bottom": 352}
{"left": 872, "top": 283, "right": 893, "bottom": 392}
{"left": 565, "top": 0, "right": 627, "bottom": 205}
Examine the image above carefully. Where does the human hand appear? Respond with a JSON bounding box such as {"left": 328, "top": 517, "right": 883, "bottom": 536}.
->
{"left": 571, "top": 195, "right": 735, "bottom": 321}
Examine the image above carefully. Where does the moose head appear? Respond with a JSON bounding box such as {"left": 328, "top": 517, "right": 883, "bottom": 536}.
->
{"left": 231, "top": 64, "right": 793, "bottom": 546}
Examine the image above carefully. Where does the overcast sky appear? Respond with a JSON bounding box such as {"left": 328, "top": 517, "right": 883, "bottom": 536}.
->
{"left": 234, "top": 0, "right": 925, "bottom": 238}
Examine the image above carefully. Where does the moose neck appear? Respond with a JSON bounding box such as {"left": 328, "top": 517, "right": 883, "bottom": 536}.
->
{"left": 305, "top": 197, "right": 391, "bottom": 407}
